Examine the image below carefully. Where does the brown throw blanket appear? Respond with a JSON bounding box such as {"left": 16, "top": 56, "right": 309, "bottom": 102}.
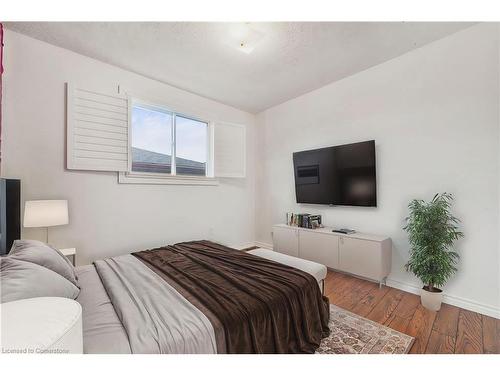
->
{"left": 133, "top": 240, "right": 330, "bottom": 354}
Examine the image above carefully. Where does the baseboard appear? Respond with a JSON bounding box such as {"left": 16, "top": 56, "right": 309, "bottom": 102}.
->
{"left": 254, "top": 241, "right": 273, "bottom": 250}
{"left": 387, "top": 278, "right": 500, "bottom": 319}
{"left": 231, "top": 242, "right": 260, "bottom": 251}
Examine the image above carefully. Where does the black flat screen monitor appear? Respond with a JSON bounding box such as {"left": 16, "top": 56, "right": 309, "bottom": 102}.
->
{"left": 293, "top": 140, "right": 376, "bottom": 207}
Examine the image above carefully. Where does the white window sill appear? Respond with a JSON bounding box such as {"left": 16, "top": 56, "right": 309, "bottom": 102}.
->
{"left": 118, "top": 172, "right": 219, "bottom": 186}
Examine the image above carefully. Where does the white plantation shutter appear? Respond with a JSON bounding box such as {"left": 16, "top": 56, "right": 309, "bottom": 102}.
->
{"left": 66, "top": 83, "right": 130, "bottom": 171}
{"left": 214, "top": 122, "right": 246, "bottom": 178}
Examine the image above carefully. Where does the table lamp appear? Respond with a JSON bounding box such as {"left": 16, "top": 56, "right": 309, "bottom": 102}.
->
{"left": 23, "top": 200, "right": 69, "bottom": 244}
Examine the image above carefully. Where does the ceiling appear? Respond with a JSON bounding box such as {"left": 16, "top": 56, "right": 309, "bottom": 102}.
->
{"left": 5, "top": 22, "right": 473, "bottom": 113}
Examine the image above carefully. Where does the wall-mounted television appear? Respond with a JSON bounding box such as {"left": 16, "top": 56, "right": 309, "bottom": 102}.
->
{"left": 293, "top": 140, "right": 377, "bottom": 207}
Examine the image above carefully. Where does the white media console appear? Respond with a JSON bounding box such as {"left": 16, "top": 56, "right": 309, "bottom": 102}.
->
{"left": 272, "top": 224, "right": 392, "bottom": 286}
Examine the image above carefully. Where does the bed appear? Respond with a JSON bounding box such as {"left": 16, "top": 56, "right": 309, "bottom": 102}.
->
{"left": 75, "top": 240, "right": 330, "bottom": 354}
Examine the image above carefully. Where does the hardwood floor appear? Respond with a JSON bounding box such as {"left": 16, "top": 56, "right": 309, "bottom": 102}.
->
{"left": 324, "top": 270, "right": 500, "bottom": 354}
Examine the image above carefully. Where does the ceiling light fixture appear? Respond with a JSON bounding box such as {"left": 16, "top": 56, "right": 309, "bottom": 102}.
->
{"left": 228, "top": 23, "right": 265, "bottom": 54}
{"left": 238, "top": 40, "right": 255, "bottom": 54}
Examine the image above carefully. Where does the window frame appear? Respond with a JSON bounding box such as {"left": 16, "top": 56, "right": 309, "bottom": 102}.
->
{"left": 119, "top": 97, "right": 218, "bottom": 186}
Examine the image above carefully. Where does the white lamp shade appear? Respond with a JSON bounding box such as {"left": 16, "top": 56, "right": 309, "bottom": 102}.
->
{"left": 23, "top": 200, "right": 69, "bottom": 228}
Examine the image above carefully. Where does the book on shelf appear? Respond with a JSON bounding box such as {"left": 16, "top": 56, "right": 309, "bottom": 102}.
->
{"left": 286, "top": 213, "right": 322, "bottom": 229}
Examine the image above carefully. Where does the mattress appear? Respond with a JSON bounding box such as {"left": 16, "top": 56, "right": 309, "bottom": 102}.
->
{"left": 75, "top": 265, "right": 131, "bottom": 354}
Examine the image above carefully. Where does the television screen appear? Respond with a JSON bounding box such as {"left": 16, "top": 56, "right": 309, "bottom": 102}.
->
{"left": 293, "top": 140, "right": 376, "bottom": 207}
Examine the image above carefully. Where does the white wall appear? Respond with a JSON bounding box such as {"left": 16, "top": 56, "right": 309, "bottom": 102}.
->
{"left": 1, "top": 30, "right": 256, "bottom": 264}
{"left": 256, "top": 24, "right": 500, "bottom": 317}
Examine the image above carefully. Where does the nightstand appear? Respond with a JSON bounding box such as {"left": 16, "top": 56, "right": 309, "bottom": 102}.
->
{"left": 60, "top": 247, "right": 76, "bottom": 266}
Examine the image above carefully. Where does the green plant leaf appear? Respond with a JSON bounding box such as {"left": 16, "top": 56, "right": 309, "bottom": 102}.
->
{"left": 403, "top": 192, "right": 463, "bottom": 289}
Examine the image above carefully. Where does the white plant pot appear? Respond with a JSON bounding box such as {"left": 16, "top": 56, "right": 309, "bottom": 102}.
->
{"left": 420, "top": 287, "right": 443, "bottom": 311}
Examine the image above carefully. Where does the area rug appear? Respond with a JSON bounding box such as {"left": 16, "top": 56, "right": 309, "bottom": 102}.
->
{"left": 316, "top": 305, "right": 415, "bottom": 354}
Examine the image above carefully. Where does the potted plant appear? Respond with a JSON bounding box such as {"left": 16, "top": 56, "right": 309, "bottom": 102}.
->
{"left": 403, "top": 193, "right": 463, "bottom": 311}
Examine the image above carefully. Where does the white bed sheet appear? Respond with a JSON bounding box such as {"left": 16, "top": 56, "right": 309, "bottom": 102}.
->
{"left": 75, "top": 265, "right": 131, "bottom": 354}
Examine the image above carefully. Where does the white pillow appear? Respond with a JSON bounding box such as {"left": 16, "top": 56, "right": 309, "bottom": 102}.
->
{"left": 0, "top": 257, "right": 80, "bottom": 303}
{"left": 9, "top": 240, "right": 78, "bottom": 287}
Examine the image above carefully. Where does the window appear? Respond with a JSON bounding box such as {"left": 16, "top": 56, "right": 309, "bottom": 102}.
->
{"left": 131, "top": 104, "right": 173, "bottom": 174}
{"left": 130, "top": 102, "right": 209, "bottom": 177}
{"left": 175, "top": 115, "right": 208, "bottom": 176}
{"left": 66, "top": 83, "right": 246, "bottom": 184}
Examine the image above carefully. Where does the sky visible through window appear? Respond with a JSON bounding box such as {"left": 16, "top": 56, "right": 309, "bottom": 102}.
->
{"left": 176, "top": 115, "right": 207, "bottom": 163}
{"left": 131, "top": 106, "right": 172, "bottom": 156}
{"left": 132, "top": 105, "right": 207, "bottom": 163}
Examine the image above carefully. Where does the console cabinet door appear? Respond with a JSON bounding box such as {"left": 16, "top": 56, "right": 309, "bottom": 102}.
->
{"left": 339, "top": 237, "right": 382, "bottom": 280}
{"left": 298, "top": 230, "right": 339, "bottom": 268}
{"left": 272, "top": 226, "right": 299, "bottom": 257}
